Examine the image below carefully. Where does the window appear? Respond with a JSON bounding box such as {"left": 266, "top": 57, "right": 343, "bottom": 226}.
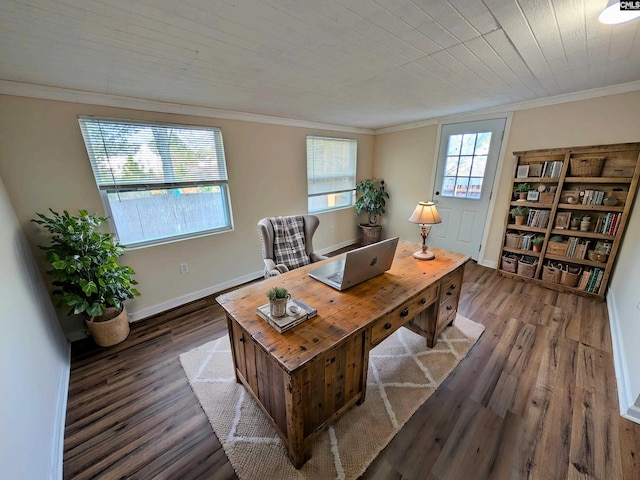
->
{"left": 78, "top": 116, "right": 232, "bottom": 247}
{"left": 306, "top": 135, "right": 357, "bottom": 213}
{"left": 441, "top": 131, "right": 492, "bottom": 199}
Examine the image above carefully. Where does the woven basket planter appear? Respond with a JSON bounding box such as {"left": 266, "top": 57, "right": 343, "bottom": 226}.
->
{"left": 86, "top": 307, "right": 130, "bottom": 347}
{"left": 360, "top": 225, "right": 382, "bottom": 246}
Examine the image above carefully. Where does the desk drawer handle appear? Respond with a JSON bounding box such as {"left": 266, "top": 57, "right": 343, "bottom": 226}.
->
{"left": 400, "top": 307, "right": 409, "bottom": 317}
{"left": 450, "top": 284, "right": 457, "bottom": 290}
{"left": 384, "top": 322, "right": 392, "bottom": 329}
{"left": 239, "top": 335, "right": 245, "bottom": 343}
{"left": 446, "top": 305, "right": 453, "bottom": 311}
{"left": 446, "top": 291, "right": 453, "bottom": 296}
{"left": 420, "top": 297, "right": 427, "bottom": 304}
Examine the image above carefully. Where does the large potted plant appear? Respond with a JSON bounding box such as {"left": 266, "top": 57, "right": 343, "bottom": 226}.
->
{"left": 32, "top": 209, "right": 140, "bottom": 347}
{"left": 355, "top": 178, "right": 389, "bottom": 245}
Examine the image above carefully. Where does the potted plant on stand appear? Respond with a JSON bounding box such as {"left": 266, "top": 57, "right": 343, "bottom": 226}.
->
{"left": 32, "top": 209, "right": 140, "bottom": 347}
{"left": 531, "top": 235, "right": 545, "bottom": 252}
{"left": 355, "top": 178, "right": 389, "bottom": 246}
{"left": 514, "top": 183, "right": 532, "bottom": 201}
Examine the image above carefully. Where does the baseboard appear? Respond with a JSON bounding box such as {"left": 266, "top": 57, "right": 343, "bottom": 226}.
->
{"left": 477, "top": 258, "right": 497, "bottom": 269}
{"left": 606, "top": 289, "right": 640, "bottom": 424}
{"left": 51, "top": 341, "right": 71, "bottom": 479}
{"left": 128, "top": 269, "right": 265, "bottom": 321}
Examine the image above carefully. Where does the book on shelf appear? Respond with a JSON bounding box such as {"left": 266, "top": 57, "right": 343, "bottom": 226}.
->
{"left": 256, "top": 298, "right": 318, "bottom": 333}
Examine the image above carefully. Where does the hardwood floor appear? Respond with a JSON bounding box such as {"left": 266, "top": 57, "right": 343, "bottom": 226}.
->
{"left": 63, "top": 260, "right": 640, "bottom": 479}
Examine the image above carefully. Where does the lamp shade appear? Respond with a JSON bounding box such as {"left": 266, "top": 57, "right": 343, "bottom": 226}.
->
{"left": 409, "top": 202, "right": 442, "bottom": 225}
{"left": 599, "top": 1, "right": 640, "bottom": 24}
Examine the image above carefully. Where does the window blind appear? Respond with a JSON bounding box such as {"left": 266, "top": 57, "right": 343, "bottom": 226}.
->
{"left": 307, "top": 135, "right": 357, "bottom": 197}
{"left": 78, "top": 116, "right": 228, "bottom": 190}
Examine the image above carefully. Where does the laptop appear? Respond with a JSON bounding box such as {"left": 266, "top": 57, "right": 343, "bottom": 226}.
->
{"left": 308, "top": 237, "right": 399, "bottom": 291}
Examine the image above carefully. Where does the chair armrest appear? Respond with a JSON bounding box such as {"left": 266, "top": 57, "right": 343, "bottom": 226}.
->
{"left": 310, "top": 252, "right": 328, "bottom": 262}
{"left": 264, "top": 259, "right": 289, "bottom": 276}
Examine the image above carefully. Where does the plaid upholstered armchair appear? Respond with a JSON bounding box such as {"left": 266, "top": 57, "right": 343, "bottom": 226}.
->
{"left": 257, "top": 215, "right": 328, "bottom": 277}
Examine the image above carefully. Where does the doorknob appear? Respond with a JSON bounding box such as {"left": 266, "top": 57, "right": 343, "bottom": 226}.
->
{"left": 435, "top": 191, "right": 440, "bottom": 196}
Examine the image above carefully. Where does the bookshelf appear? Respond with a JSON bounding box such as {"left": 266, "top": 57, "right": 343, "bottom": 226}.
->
{"left": 497, "top": 142, "right": 640, "bottom": 300}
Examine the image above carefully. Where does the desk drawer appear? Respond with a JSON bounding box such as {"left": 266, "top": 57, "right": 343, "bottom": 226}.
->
{"left": 440, "top": 269, "right": 463, "bottom": 305}
{"left": 370, "top": 284, "right": 438, "bottom": 345}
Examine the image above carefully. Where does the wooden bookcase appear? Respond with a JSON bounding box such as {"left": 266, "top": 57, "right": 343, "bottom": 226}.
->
{"left": 497, "top": 142, "right": 640, "bottom": 300}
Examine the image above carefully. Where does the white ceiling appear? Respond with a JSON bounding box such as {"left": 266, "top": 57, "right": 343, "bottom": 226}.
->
{"left": 1, "top": 0, "right": 639, "bottom": 130}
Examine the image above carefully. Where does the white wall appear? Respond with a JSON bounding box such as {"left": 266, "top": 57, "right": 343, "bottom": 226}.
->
{"left": 0, "top": 177, "right": 70, "bottom": 478}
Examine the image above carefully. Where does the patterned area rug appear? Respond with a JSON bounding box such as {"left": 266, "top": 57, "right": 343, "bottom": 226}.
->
{"left": 179, "top": 315, "right": 484, "bottom": 480}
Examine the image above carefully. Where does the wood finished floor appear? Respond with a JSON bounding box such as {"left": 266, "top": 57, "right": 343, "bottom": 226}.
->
{"left": 64, "top": 260, "right": 640, "bottom": 479}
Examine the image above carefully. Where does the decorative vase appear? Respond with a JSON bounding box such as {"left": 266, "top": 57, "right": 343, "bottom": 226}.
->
{"left": 269, "top": 295, "right": 290, "bottom": 318}
{"left": 532, "top": 244, "right": 542, "bottom": 252}
{"left": 86, "top": 307, "right": 130, "bottom": 347}
{"left": 580, "top": 218, "right": 591, "bottom": 232}
{"left": 570, "top": 219, "right": 580, "bottom": 230}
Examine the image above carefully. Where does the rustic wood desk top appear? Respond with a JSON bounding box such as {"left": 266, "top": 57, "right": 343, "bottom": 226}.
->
{"left": 216, "top": 241, "right": 468, "bottom": 374}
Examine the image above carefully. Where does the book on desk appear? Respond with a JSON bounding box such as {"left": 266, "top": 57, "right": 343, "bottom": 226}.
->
{"left": 256, "top": 298, "right": 317, "bottom": 333}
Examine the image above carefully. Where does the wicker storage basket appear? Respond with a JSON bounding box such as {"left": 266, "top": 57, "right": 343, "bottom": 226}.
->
{"left": 560, "top": 265, "right": 581, "bottom": 287}
{"left": 541, "top": 263, "right": 562, "bottom": 283}
{"left": 501, "top": 254, "right": 518, "bottom": 273}
{"left": 86, "top": 307, "right": 130, "bottom": 347}
{"left": 517, "top": 256, "right": 538, "bottom": 278}
{"left": 505, "top": 232, "right": 523, "bottom": 249}
{"left": 547, "top": 241, "right": 568, "bottom": 256}
{"left": 569, "top": 157, "right": 605, "bottom": 177}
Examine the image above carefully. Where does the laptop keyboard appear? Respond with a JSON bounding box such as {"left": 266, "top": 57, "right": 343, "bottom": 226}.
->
{"left": 327, "top": 271, "right": 343, "bottom": 283}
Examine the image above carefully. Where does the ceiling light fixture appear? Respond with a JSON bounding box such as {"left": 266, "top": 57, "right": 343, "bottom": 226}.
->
{"left": 599, "top": 1, "right": 640, "bottom": 24}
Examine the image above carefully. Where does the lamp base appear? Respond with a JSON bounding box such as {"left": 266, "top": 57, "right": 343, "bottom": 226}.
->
{"left": 413, "top": 249, "right": 435, "bottom": 260}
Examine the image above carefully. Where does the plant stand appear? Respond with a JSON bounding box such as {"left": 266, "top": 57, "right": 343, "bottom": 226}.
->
{"left": 360, "top": 225, "right": 382, "bottom": 246}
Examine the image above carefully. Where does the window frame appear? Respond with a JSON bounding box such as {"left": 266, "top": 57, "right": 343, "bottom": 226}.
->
{"left": 78, "top": 116, "right": 233, "bottom": 248}
{"left": 306, "top": 135, "right": 357, "bottom": 214}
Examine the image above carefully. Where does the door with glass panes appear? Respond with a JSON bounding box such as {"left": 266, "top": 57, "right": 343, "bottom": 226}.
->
{"left": 429, "top": 118, "right": 506, "bottom": 259}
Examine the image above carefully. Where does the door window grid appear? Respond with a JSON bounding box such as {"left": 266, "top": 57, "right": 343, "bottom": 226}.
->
{"left": 441, "top": 132, "right": 491, "bottom": 199}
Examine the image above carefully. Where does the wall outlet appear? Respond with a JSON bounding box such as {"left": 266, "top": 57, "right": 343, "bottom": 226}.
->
{"left": 180, "top": 263, "right": 189, "bottom": 274}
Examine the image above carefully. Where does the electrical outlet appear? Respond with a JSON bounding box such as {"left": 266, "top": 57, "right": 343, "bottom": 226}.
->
{"left": 180, "top": 263, "right": 189, "bottom": 274}
{"left": 330, "top": 225, "right": 334, "bottom": 233}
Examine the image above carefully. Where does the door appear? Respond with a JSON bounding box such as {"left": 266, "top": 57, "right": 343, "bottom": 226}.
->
{"left": 429, "top": 118, "right": 506, "bottom": 260}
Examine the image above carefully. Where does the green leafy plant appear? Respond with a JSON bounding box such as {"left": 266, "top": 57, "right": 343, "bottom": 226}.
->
{"left": 514, "top": 183, "right": 533, "bottom": 193}
{"left": 32, "top": 209, "right": 140, "bottom": 319}
{"left": 532, "top": 235, "right": 545, "bottom": 246}
{"left": 355, "top": 178, "right": 389, "bottom": 226}
{"left": 265, "top": 286, "right": 288, "bottom": 301}
{"left": 509, "top": 206, "right": 530, "bottom": 217}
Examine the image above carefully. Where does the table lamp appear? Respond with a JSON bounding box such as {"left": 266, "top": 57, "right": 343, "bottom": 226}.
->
{"left": 408, "top": 201, "right": 442, "bottom": 260}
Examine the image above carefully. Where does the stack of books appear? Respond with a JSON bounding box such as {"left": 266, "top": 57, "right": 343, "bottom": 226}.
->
{"left": 256, "top": 299, "right": 317, "bottom": 333}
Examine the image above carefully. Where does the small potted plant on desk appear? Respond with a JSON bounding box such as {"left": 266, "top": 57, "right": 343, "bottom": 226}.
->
{"left": 266, "top": 286, "right": 290, "bottom": 318}
{"left": 355, "top": 178, "right": 390, "bottom": 246}
{"left": 510, "top": 206, "right": 530, "bottom": 226}
{"left": 32, "top": 209, "right": 140, "bottom": 347}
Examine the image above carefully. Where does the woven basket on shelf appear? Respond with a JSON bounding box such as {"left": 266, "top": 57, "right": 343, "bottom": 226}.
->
{"left": 569, "top": 157, "right": 605, "bottom": 177}
{"left": 505, "top": 232, "right": 523, "bottom": 249}
{"left": 587, "top": 250, "right": 609, "bottom": 263}
{"left": 541, "top": 263, "right": 562, "bottom": 283}
{"left": 560, "top": 265, "right": 581, "bottom": 287}
{"left": 501, "top": 254, "right": 518, "bottom": 273}
{"left": 517, "top": 256, "right": 538, "bottom": 278}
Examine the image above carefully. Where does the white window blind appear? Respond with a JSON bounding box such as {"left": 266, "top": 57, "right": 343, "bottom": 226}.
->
{"left": 307, "top": 135, "right": 357, "bottom": 213}
{"left": 78, "top": 116, "right": 232, "bottom": 246}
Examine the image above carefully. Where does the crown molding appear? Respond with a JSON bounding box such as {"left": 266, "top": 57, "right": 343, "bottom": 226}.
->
{"left": 374, "top": 80, "right": 640, "bottom": 134}
{"left": 0, "top": 80, "right": 374, "bottom": 135}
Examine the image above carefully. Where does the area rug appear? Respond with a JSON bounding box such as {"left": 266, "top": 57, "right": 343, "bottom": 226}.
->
{"left": 179, "top": 315, "right": 484, "bottom": 480}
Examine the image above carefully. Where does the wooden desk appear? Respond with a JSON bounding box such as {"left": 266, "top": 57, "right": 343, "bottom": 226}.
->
{"left": 216, "top": 242, "right": 468, "bottom": 468}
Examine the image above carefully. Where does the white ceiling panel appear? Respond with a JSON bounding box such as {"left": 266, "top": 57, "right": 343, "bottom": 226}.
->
{"left": 0, "top": 0, "right": 638, "bottom": 129}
